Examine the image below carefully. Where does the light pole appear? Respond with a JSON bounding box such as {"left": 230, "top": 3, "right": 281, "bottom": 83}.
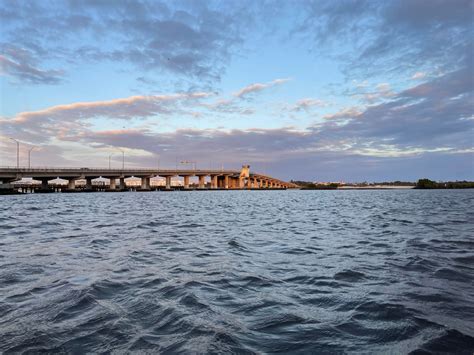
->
{"left": 108, "top": 154, "right": 113, "bottom": 169}
{"left": 9, "top": 138, "right": 19, "bottom": 168}
{"left": 28, "top": 146, "right": 37, "bottom": 169}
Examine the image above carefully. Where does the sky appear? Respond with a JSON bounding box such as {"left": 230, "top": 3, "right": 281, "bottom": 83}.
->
{"left": 0, "top": 0, "right": 473, "bottom": 182}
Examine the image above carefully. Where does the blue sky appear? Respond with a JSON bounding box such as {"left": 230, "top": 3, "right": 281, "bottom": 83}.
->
{"left": 0, "top": 0, "right": 473, "bottom": 181}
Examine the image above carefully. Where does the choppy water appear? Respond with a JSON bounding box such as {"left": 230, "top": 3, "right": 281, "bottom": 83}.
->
{"left": 1, "top": 190, "right": 474, "bottom": 354}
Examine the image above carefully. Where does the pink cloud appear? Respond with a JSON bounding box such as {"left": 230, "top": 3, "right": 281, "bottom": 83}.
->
{"left": 233, "top": 78, "right": 290, "bottom": 98}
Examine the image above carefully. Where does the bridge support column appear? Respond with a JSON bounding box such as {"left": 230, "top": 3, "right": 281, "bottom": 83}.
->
{"left": 224, "top": 175, "right": 229, "bottom": 189}
{"left": 68, "top": 179, "right": 76, "bottom": 190}
{"left": 252, "top": 177, "right": 258, "bottom": 188}
{"left": 198, "top": 175, "right": 205, "bottom": 189}
{"left": 109, "top": 178, "right": 116, "bottom": 190}
{"left": 165, "top": 176, "right": 172, "bottom": 189}
{"left": 40, "top": 179, "right": 49, "bottom": 190}
{"left": 119, "top": 177, "right": 126, "bottom": 190}
{"left": 239, "top": 177, "right": 245, "bottom": 189}
{"left": 141, "top": 177, "right": 150, "bottom": 190}
{"left": 85, "top": 177, "right": 93, "bottom": 190}
{"left": 183, "top": 176, "right": 190, "bottom": 189}
{"left": 211, "top": 175, "right": 218, "bottom": 189}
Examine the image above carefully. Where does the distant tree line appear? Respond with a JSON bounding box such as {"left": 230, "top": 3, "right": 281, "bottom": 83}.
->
{"left": 415, "top": 179, "right": 474, "bottom": 189}
{"left": 291, "top": 179, "right": 474, "bottom": 189}
{"left": 343, "top": 181, "right": 416, "bottom": 187}
{"left": 291, "top": 181, "right": 339, "bottom": 189}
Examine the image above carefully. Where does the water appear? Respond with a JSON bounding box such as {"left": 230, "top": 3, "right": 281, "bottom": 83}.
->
{"left": 1, "top": 190, "right": 473, "bottom": 354}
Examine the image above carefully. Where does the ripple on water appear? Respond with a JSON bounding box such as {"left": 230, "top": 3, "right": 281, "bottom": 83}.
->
{"left": 333, "top": 269, "right": 367, "bottom": 282}
{"left": 0, "top": 190, "right": 473, "bottom": 353}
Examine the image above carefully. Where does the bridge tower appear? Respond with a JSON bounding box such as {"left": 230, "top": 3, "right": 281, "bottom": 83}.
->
{"left": 239, "top": 165, "right": 250, "bottom": 188}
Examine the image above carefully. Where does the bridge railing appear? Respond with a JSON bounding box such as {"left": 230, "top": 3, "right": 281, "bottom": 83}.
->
{"left": 0, "top": 166, "right": 240, "bottom": 174}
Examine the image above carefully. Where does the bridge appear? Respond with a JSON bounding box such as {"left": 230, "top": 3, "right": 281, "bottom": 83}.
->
{"left": 0, "top": 165, "right": 299, "bottom": 191}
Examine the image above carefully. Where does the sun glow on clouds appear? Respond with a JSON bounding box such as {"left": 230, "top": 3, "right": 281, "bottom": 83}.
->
{"left": 13, "top": 93, "right": 213, "bottom": 123}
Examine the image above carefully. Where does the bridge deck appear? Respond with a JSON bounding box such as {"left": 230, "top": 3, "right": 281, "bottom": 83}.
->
{"left": 0, "top": 167, "right": 299, "bottom": 189}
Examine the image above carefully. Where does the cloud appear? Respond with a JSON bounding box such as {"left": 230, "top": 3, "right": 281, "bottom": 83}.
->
{"left": 323, "top": 107, "right": 362, "bottom": 120}
{"left": 411, "top": 72, "right": 426, "bottom": 80}
{"left": 15, "top": 92, "right": 211, "bottom": 122}
{"left": 1, "top": 63, "right": 472, "bottom": 181}
{"left": 0, "top": 1, "right": 254, "bottom": 84}
{"left": 0, "top": 45, "right": 63, "bottom": 84}
{"left": 0, "top": 92, "right": 212, "bottom": 144}
{"left": 352, "top": 83, "right": 395, "bottom": 104}
{"left": 296, "top": 0, "right": 473, "bottom": 78}
{"left": 58, "top": 123, "right": 473, "bottom": 181}
{"left": 290, "top": 98, "right": 328, "bottom": 112}
{"left": 233, "top": 78, "right": 290, "bottom": 98}
{"left": 318, "top": 64, "right": 474, "bottom": 149}
{"left": 4, "top": 65, "right": 472, "bottom": 155}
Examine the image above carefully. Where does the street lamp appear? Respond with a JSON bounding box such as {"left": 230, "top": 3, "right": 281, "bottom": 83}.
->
{"left": 28, "top": 146, "right": 37, "bottom": 169}
{"left": 108, "top": 154, "right": 113, "bottom": 169}
{"left": 9, "top": 138, "right": 19, "bottom": 168}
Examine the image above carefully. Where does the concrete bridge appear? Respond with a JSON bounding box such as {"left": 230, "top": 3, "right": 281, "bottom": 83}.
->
{"left": 0, "top": 165, "right": 298, "bottom": 191}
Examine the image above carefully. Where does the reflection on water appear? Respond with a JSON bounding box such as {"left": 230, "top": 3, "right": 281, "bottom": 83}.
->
{"left": 1, "top": 190, "right": 473, "bottom": 353}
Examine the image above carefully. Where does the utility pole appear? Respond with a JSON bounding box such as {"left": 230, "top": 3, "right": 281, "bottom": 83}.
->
{"left": 28, "top": 146, "right": 37, "bottom": 169}
{"left": 108, "top": 154, "right": 113, "bottom": 169}
{"left": 9, "top": 138, "right": 19, "bottom": 168}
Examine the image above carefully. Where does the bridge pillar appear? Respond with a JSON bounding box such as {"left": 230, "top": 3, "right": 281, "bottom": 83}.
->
{"left": 141, "top": 177, "right": 150, "bottom": 190}
{"left": 40, "top": 179, "right": 49, "bottom": 190}
{"left": 119, "top": 177, "right": 126, "bottom": 190}
{"left": 253, "top": 177, "right": 258, "bottom": 188}
{"left": 211, "top": 175, "right": 218, "bottom": 189}
{"left": 239, "top": 177, "right": 245, "bottom": 189}
{"left": 183, "top": 176, "right": 190, "bottom": 189}
{"left": 198, "top": 175, "right": 205, "bottom": 189}
{"left": 68, "top": 179, "right": 76, "bottom": 190}
{"left": 165, "top": 176, "right": 172, "bottom": 189}
{"left": 85, "top": 177, "right": 93, "bottom": 190}
{"left": 109, "top": 178, "right": 117, "bottom": 190}
{"left": 224, "top": 175, "right": 229, "bottom": 189}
